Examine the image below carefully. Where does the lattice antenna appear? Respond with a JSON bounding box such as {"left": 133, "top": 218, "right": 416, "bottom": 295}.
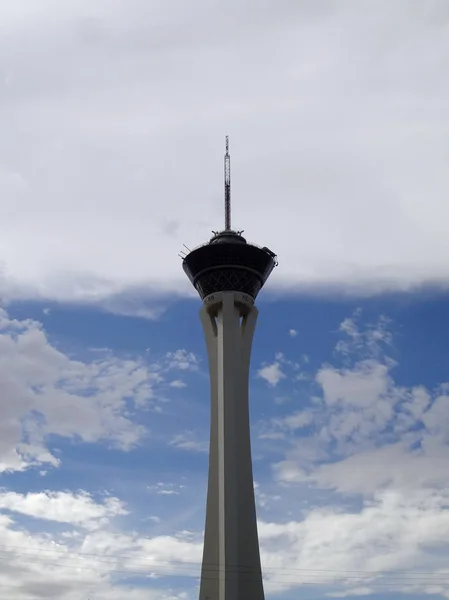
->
{"left": 224, "top": 135, "right": 231, "bottom": 230}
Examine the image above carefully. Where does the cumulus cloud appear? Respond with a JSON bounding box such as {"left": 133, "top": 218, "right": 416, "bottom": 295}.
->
{"left": 149, "top": 515, "right": 161, "bottom": 523}
{"left": 273, "top": 315, "right": 436, "bottom": 481}
{"left": 0, "top": 308, "right": 189, "bottom": 472}
{"left": 2, "top": 483, "right": 449, "bottom": 599}
{"left": 0, "top": 490, "right": 127, "bottom": 530}
{"left": 316, "top": 359, "right": 392, "bottom": 408}
{"left": 165, "top": 350, "right": 200, "bottom": 372}
{"left": 254, "top": 312, "right": 449, "bottom": 597}
{"left": 0, "top": 0, "right": 449, "bottom": 306}
{"left": 275, "top": 410, "right": 314, "bottom": 432}
{"left": 169, "top": 380, "right": 187, "bottom": 389}
{"left": 0, "top": 488, "right": 201, "bottom": 599}
{"left": 254, "top": 481, "right": 281, "bottom": 511}
{"left": 258, "top": 487, "right": 449, "bottom": 597}
{"left": 258, "top": 362, "right": 286, "bottom": 387}
{"left": 148, "top": 483, "right": 186, "bottom": 496}
{"left": 335, "top": 312, "right": 393, "bottom": 359}
{"left": 170, "top": 431, "right": 208, "bottom": 453}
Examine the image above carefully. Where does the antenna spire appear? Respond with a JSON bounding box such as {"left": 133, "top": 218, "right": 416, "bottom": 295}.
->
{"left": 224, "top": 135, "right": 231, "bottom": 231}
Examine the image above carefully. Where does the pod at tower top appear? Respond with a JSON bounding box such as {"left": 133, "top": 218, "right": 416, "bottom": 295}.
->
{"left": 182, "top": 230, "right": 277, "bottom": 301}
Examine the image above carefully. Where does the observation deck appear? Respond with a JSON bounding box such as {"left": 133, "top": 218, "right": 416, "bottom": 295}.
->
{"left": 182, "top": 229, "right": 277, "bottom": 301}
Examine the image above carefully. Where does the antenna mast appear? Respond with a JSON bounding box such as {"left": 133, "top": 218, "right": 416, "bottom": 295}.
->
{"left": 224, "top": 135, "right": 231, "bottom": 231}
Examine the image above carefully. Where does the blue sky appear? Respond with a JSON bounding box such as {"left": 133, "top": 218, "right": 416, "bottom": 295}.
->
{"left": 1, "top": 0, "right": 449, "bottom": 598}
{"left": 1, "top": 292, "right": 449, "bottom": 599}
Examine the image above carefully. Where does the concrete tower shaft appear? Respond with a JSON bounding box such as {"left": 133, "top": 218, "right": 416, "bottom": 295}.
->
{"left": 199, "top": 291, "right": 264, "bottom": 600}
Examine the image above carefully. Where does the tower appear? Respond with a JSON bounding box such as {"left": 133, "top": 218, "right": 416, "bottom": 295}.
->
{"left": 182, "top": 138, "right": 277, "bottom": 600}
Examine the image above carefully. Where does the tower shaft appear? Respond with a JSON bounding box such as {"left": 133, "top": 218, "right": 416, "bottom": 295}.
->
{"left": 199, "top": 291, "right": 264, "bottom": 600}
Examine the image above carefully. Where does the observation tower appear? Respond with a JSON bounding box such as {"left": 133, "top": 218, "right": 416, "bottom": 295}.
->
{"left": 181, "top": 137, "right": 277, "bottom": 600}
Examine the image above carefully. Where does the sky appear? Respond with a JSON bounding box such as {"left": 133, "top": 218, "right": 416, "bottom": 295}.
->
{"left": 1, "top": 0, "right": 449, "bottom": 598}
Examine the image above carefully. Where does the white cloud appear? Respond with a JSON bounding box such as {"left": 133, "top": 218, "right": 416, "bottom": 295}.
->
{"left": 292, "top": 440, "right": 449, "bottom": 497}
{"left": 274, "top": 396, "right": 290, "bottom": 405}
{"left": 258, "top": 487, "right": 449, "bottom": 597}
{"left": 0, "top": 491, "right": 201, "bottom": 599}
{"left": 169, "top": 379, "right": 187, "bottom": 389}
{"left": 254, "top": 482, "right": 281, "bottom": 511}
{"left": 5, "top": 481, "right": 449, "bottom": 600}
{"left": 165, "top": 350, "right": 199, "bottom": 372}
{"left": 272, "top": 317, "right": 432, "bottom": 484}
{"left": 251, "top": 312, "right": 449, "bottom": 598}
{"left": 0, "top": 1, "right": 449, "bottom": 305}
{"left": 170, "top": 431, "right": 208, "bottom": 453}
{"left": 267, "top": 316, "right": 404, "bottom": 467}
{"left": 2, "top": 485, "right": 449, "bottom": 600}
{"left": 260, "top": 410, "right": 314, "bottom": 441}
{"left": 258, "top": 362, "right": 286, "bottom": 387}
{"left": 288, "top": 329, "right": 298, "bottom": 337}
{"left": 335, "top": 313, "right": 393, "bottom": 358}
{"left": 275, "top": 410, "right": 314, "bottom": 431}
{"left": 0, "top": 490, "right": 127, "bottom": 530}
{"left": 0, "top": 308, "right": 170, "bottom": 472}
{"left": 148, "top": 483, "right": 186, "bottom": 496}
{"left": 328, "top": 588, "right": 374, "bottom": 598}
{"left": 316, "top": 360, "right": 392, "bottom": 408}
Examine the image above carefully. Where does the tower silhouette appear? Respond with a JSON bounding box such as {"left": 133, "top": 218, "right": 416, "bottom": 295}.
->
{"left": 182, "top": 138, "right": 277, "bottom": 600}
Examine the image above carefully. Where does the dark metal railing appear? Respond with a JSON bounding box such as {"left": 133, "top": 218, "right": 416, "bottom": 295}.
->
{"left": 179, "top": 236, "right": 278, "bottom": 266}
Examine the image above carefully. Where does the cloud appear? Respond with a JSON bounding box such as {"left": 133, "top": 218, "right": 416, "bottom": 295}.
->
{"left": 148, "top": 483, "right": 186, "bottom": 496}
{"left": 170, "top": 431, "right": 208, "bottom": 453}
{"left": 0, "top": 490, "right": 127, "bottom": 530}
{"left": 272, "top": 315, "right": 431, "bottom": 482}
{"left": 335, "top": 312, "right": 393, "bottom": 359}
{"left": 295, "top": 440, "right": 449, "bottom": 496}
{"left": 288, "top": 329, "right": 298, "bottom": 337}
{"left": 259, "top": 409, "right": 315, "bottom": 441}
{"left": 169, "top": 380, "right": 187, "bottom": 389}
{"left": 328, "top": 589, "right": 374, "bottom": 598}
{"left": 165, "top": 350, "right": 199, "bottom": 372}
{"left": 258, "top": 362, "right": 286, "bottom": 387}
{"left": 0, "top": 491, "right": 201, "bottom": 599}
{"left": 258, "top": 487, "right": 449, "bottom": 597}
{"left": 149, "top": 516, "right": 161, "bottom": 523}
{"left": 1, "top": 1, "right": 449, "bottom": 305}
{"left": 0, "top": 308, "right": 172, "bottom": 472}
{"left": 254, "top": 482, "right": 281, "bottom": 511}
{"left": 275, "top": 410, "right": 314, "bottom": 431}
{"left": 2, "top": 482, "right": 449, "bottom": 599}
{"left": 251, "top": 312, "right": 449, "bottom": 597}
{"left": 274, "top": 396, "right": 291, "bottom": 405}
{"left": 316, "top": 360, "right": 392, "bottom": 408}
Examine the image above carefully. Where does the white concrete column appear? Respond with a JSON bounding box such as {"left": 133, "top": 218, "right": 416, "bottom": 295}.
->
{"left": 199, "top": 291, "right": 265, "bottom": 600}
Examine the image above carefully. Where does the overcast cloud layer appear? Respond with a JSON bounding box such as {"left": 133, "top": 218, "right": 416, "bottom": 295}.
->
{"left": 1, "top": 0, "right": 449, "bottom": 303}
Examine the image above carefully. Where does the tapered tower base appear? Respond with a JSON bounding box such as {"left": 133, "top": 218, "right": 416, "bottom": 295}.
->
{"left": 199, "top": 291, "right": 264, "bottom": 600}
